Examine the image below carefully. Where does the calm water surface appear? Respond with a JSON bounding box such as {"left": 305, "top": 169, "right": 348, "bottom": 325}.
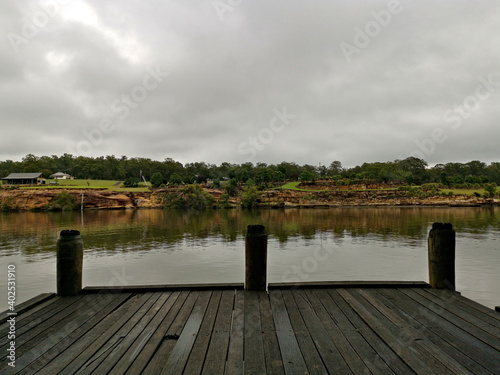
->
{"left": 0, "top": 207, "right": 499, "bottom": 310}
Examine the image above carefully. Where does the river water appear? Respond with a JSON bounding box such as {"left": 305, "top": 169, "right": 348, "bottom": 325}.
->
{"left": 0, "top": 207, "right": 499, "bottom": 311}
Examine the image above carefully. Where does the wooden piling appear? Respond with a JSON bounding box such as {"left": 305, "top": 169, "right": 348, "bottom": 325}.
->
{"left": 245, "top": 225, "right": 267, "bottom": 291}
{"left": 428, "top": 223, "right": 455, "bottom": 290}
{"left": 57, "top": 230, "right": 84, "bottom": 296}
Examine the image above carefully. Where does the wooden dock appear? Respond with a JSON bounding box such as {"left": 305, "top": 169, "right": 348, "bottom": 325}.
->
{"left": 2, "top": 282, "right": 499, "bottom": 375}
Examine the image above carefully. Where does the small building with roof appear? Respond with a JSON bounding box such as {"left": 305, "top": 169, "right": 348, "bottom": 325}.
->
{"left": 1, "top": 172, "right": 46, "bottom": 185}
{"left": 50, "top": 172, "right": 73, "bottom": 180}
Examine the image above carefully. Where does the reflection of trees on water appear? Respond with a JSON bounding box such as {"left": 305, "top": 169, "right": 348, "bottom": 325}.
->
{"left": 0, "top": 207, "right": 498, "bottom": 256}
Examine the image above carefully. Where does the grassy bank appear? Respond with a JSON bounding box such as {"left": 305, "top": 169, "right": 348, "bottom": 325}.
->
{"left": 19, "top": 179, "right": 151, "bottom": 192}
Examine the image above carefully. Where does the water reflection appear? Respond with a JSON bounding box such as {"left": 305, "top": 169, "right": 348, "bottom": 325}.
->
{"left": 0, "top": 207, "right": 499, "bottom": 309}
{"left": 1, "top": 207, "right": 498, "bottom": 256}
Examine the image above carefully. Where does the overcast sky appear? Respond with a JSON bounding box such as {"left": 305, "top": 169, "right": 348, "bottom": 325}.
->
{"left": 1, "top": 0, "right": 499, "bottom": 167}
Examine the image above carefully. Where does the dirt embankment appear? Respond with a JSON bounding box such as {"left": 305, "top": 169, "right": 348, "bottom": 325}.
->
{"left": 0, "top": 187, "right": 497, "bottom": 211}
{"left": 0, "top": 189, "right": 164, "bottom": 211}
{"left": 259, "top": 188, "right": 496, "bottom": 207}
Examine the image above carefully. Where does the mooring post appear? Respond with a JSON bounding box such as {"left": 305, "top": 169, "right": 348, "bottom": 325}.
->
{"left": 245, "top": 225, "right": 267, "bottom": 291}
{"left": 57, "top": 230, "right": 84, "bottom": 296}
{"left": 428, "top": 223, "right": 455, "bottom": 290}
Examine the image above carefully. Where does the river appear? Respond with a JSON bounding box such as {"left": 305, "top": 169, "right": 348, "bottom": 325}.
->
{"left": 1, "top": 206, "right": 499, "bottom": 311}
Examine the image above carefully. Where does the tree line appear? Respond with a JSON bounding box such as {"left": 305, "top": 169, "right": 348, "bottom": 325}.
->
{"left": 1, "top": 154, "right": 499, "bottom": 186}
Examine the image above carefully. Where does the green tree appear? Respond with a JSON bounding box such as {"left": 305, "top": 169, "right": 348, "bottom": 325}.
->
{"left": 150, "top": 172, "right": 164, "bottom": 188}
{"left": 163, "top": 184, "right": 215, "bottom": 209}
{"left": 123, "top": 177, "right": 140, "bottom": 188}
{"left": 169, "top": 173, "right": 183, "bottom": 185}
{"left": 299, "top": 170, "right": 316, "bottom": 183}
{"left": 47, "top": 191, "right": 77, "bottom": 211}
{"left": 484, "top": 183, "right": 497, "bottom": 198}
{"left": 218, "top": 193, "right": 232, "bottom": 208}
{"left": 240, "top": 185, "right": 261, "bottom": 208}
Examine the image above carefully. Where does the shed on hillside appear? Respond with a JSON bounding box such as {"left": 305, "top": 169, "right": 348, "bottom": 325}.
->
{"left": 1, "top": 172, "right": 46, "bottom": 185}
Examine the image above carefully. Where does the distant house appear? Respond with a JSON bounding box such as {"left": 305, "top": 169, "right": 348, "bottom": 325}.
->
{"left": 1, "top": 172, "right": 46, "bottom": 185}
{"left": 50, "top": 172, "right": 73, "bottom": 180}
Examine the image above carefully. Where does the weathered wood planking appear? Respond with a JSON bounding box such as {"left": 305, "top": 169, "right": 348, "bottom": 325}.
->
{"left": 2, "top": 284, "right": 499, "bottom": 375}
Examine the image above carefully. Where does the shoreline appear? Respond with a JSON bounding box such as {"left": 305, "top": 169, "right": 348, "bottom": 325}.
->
{"left": 1, "top": 188, "right": 498, "bottom": 212}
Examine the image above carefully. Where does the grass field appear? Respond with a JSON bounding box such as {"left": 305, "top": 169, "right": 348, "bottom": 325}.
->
{"left": 20, "top": 179, "right": 151, "bottom": 192}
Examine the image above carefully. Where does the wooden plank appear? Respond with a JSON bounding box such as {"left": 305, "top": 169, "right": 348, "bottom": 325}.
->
{"left": 397, "top": 288, "right": 500, "bottom": 373}
{"left": 0, "top": 295, "right": 61, "bottom": 335}
{"left": 57, "top": 292, "right": 161, "bottom": 375}
{"left": 349, "top": 288, "right": 454, "bottom": 375}
{"left": 244, "top": 291, "right": 266, "bottom": 375}
{"left": 15, "top": 294, "right": 116, "bottom": 356}
{"left": 224, "top": 289, "right": 244, "bottom": 375}
{"left": 14, "top": 293, "right": 130, "bottom": 375}
{"left": 403, "top": 289, "right": 500, "bottom": 351}
{"left": 0, "top": 294, "right": 102, "bottom": 361}
{"left": 142, "top": 291, "right": 199, "bottom": 375}
{"left": 357, "top": 288, "right": 473, "bottom": 375}
{"left": 312, "top": 289, "right": 396, "bottom": 375}
{"left": 269, "top": 281, "right": 430, "bottom": 289}
{"left": 34, "top": 293, "right": 149, "bottom": 375}
{"left": 93, "top": 292, "right": 176, "bottom": 375}
{"left": 327, "top": 289, "right": 416, "bottom": 375}
{"left": 268, "top": 290, "right": 308, "bottom": 374}
{"left": 425, "top": 289, "right": 500, "bottom": 319}
{"left": 125, "top": 291, "right": 190, "bottom": 375}
{"left": 110, "top": 291, "right": 185, "bottom": 375}
{"left": 418, "top": 289, "right": 500, "bottom": 336}
{"left": 337, "top": 288, "right": 438, "bottom": 375}
{"left": 201, "top": 290, "right": 235, "bottom": 374}
{"left": 183, "top": 291, "right": 223, "bottom": 375}
{"left": 377, "top": 288, "right": 498, "bottom": 375}
{"left": 0, "top": 293, "right": 56, "bottom": 324}
{"left": 161, "top": 291, "right": 212, "bottom": 375}
{"left": 0, "top": 294, "right": 86, "bottom": 357}
{"left": 303, "top": 289, "right": 370, "bottom": 374}
{"left": 83, "top": 283, "right": 244, "bottom": 293}
{"left": 258, "top": 291, "right": 285, "bottom": 375}
{"left": 280, "top": 290, "right": 328, "bottom": 375}
{"left": 292, "top": 289, "right": 353, "bottom": 374}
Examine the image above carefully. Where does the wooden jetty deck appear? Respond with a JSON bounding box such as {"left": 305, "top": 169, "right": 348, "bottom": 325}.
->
{"left": 2, "top": 282, "right": 499, "bottom": 375}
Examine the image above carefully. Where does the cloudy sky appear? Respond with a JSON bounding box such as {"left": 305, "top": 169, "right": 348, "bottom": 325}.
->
{"left": 1, "top": 0, "right": 499, "bottom": 167}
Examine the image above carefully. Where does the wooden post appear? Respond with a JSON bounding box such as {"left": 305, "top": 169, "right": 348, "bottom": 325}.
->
{"left": 245, "top": 225, "right": 267, "bottom": 291}
{"left": 428, "top": 223, "right": 455, "bottom": 290}
{"left": 57, "top": 230, "right": 84, "bottom": 296}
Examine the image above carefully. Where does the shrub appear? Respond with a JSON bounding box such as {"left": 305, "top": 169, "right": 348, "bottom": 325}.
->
{"left": 150, "top": 172, "right": 164, "bottom": 188}
{"left": 224, "top": 178, "right": 239, "bottom": 197}
{"left": 123, "top": 177, "right": 140, "bottom": 188}
{"left": 47, "top": 191, "right": 77, "bottom": 211}
{"left": 211, "top": 178, "right": 221, "bottom": 189}
{"left": 0, "top": 198, "right": 13, "bottom": 211}
{"left": 168, "top": 173, "right": 183, "bottom": 185}
{"left": 163, "top": 184, "right": 215, "bottom": 209}
{"left": 484, "top": 183, "right": 497, "bottom": 198}
{"left": 240, "top": 185, "right": 261, "bottom": 208}
{"left": 218, "top": 193, "right": 232, "bottom": 208}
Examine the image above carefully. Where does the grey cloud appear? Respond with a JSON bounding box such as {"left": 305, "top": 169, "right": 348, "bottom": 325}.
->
{"left": 1, "top": 0, "right": 499, "bottom": 166}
